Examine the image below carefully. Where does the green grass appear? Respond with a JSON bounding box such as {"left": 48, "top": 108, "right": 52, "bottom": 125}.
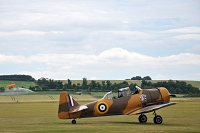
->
{"left": 0, "top": 95, "right": 200, "bottom": 133}
{"left": 0, "top": 80, "right": 36, "bottom": 88}
{"left": 0, "top": 94, "right": 97, "bottom": 103}
{"left": 184, "top": 80, "right": 200, "bottom": 89}
{"left": 90, "top": 92, "right": 118, "bottom": 99}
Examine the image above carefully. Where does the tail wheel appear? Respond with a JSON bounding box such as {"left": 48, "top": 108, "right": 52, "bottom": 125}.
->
{"left": 138, "top": 114, "right": 147, "bottom": 123}
{"left": 72, "top": 119, "right": 76, "bottom": 124}
{"left": 154, "top": 115, "right": 162, "bottom": 124}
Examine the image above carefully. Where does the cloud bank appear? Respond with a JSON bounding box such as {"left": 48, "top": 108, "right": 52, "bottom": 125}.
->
{"left": 0, "top": 0, "right": 200, "bottom": 80}
{"left": 1, "top": 48, "right": 200, "bottom": 80}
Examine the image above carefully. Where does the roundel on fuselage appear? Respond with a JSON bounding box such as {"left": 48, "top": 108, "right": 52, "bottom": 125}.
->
{"left": 96, "top": 102, "right": 109, "bottom": 114}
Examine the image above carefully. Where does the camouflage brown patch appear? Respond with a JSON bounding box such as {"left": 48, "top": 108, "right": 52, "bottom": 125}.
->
{"left": 107, "top": 96, "right": 131, "bottom": 114}
{"left": 58, "top": 102, "right": 69, "bottom": 113}
{"left": 80, "top": 101, "right": 97, "bottom": 118}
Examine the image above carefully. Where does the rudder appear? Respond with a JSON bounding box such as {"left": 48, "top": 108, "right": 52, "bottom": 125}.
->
{"left": 68, "top": 93, "right": 79, "bottom": 107}
{"left": 58, "top": 91, "right": 79, "bottom": 119}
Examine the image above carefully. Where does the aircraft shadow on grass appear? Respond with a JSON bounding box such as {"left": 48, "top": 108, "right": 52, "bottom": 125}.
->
{"left": 107, "top": 121, "right": 155, "bottom": 125}
{"left": 58, "top": 86, "right": 176, "bottom": 124}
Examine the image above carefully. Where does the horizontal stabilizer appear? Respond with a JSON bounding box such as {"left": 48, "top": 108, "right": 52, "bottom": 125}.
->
{"left": 127, "top": 102, "right": 176, "bottom": 115}
{"left": 68, "top": 105, "right": 88, "bottom": 113}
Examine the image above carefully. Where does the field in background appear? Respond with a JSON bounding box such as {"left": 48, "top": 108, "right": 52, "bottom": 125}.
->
{"left": 0, "top": 95, "right": 199, "bottom": 133}
{"left": 0, "top": 92, "right": 197, "bottom": 103}
{"left": 0, "top": 80, "right": 200, "bottom": 89}
{"left": 0, "top": 94, "right": 97, "bottom": 103}
{"left": 0, "top": 92, "right": 120, "bottom": 103}
{"left": 0, "top": 80, "right": 36, "bottom": 88}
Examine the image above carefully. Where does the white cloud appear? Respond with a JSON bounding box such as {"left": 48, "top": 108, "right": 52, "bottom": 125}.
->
{"left": 154, "top": 74, "right": 168, "bottom": 80}
{"left": 1, "top": 48, "right": 200, "bottom": 80}
{"left": 0, "top": 1, "right": 200, "bottom": 80}
{"left": 166, "top": 27, "right": 200, "bottom": 34}
{"left": 1, "top": 48, "right": 200, "bottom": 66}
{"left": 174, "top": 34, "right": 200, "bottom": 40}
{"left": 99, "top": 48, "right": 155, "bottom": 66}
{"left": 0, "top": 30, "right": 46, "bottom": 36}
{"left": 89, "top": 77, "right": 100, "bottom": 80}
{"left": 110, "top": 31, "right": 152, "bottom": 40}
{"left": 162, "top": 27, "right": 200, "bottom": 41}
{"left": 19, "top": 70, "right": 77, "bottom": 80}
{"left": 0, "top": 54, "right": 30, "bottom": 63}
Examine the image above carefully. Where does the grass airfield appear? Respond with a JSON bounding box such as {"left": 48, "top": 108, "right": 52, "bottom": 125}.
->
{"left": 0, "top": 94, "right": 200, "bottom": 133}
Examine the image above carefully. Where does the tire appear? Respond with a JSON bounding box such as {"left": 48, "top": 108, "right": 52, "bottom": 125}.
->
{"left": 72, "top": 119, "right": 76, "bottom": 124}
{"left": 138, "top": 114, "right": 147, "bottom": 123}
{"left": 154, "top": 115, "right": 162, "bottom": 124}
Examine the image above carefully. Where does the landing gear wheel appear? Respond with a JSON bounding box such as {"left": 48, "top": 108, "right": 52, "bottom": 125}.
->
{"left": 138, "top": 114, "right": 147, "bottom": 123}
{"left": 154, "top": 115, "right": 162, "bottom": 124}
{"left": 72, "top": 119, "right": 76, "bottom": 124}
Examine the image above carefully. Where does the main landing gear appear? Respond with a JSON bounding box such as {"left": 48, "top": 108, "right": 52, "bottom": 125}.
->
{"left": 153, "top": 110, "right": 162, "bottom": 124}
{"left": 138, "top": 114, "right": 147, "bottom": 123}
{"left": 72, "top": 119, "right": 76, "bottom": 124}
{"left": 138, "top": 111, "right": 163, "bottom": 124}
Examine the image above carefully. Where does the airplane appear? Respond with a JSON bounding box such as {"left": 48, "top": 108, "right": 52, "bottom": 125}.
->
{"left": 6, "top": 83, "right": 16, "bottom": 89}
{"left": 58, "top": 86, "right": 176, "bottom": 124}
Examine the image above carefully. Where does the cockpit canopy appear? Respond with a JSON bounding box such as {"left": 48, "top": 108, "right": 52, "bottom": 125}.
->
{"left": 118, "top": 87, "right": 131, "bottom": 98}
{"left": 103, "top": 91, "right": 114, "bottom": 99}
{"left": 103, "top": 86, "right": 141, "bottom": 99}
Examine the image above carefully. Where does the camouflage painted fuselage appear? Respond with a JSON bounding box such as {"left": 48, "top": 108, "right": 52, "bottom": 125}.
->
{"left": 58, "top": 87, "right": 171, "bottom": 119}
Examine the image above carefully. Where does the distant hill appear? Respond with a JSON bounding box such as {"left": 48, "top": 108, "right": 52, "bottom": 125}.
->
{"left": 0, "top": 79, "right": 199, "bottom": 91}
{"left": 0, "top": 75, "right": 35, "bottom": 81}
{"left": 62, "top": 80, "right": 200, "bottom": 90}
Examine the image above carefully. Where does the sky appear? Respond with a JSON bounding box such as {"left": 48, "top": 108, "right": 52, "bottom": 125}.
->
{"left": 0, "top": 0, "right": 200, "bottom": 80}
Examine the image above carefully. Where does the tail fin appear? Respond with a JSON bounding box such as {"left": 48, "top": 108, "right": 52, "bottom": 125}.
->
{"left": 58, "top": 91, "right": 79, "bottom": 119}
{"left": 68, "top": 93, "right": 79, "bottom": 107}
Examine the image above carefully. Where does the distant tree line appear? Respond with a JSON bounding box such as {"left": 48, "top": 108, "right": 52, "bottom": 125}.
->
{"left": 0, "top": 75, "right": 199, "bottom": 96}
{"left": 29, "top": 77, "right": 138, "bottom": 92}
{"left": 141, "top": 80, "right": 200, "bottom": 95}
{"left": 0, "top": 75, "right": 35, "bottom": 81}
{"left": 28, "top": 77, "right": 62, "bottom": 91}
{"left": 27, "top": 77, "right": 200, "bottom": 96}
{"left": 126, "top": 76, "right": 152, "bottom": 80}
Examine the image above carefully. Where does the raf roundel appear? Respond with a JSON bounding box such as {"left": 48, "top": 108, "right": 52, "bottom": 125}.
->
{"left": 96, "top": 102, "right": 109, "bottom": 114}
{"left": 98, "top": 103, "right": 107, "bottom": 112}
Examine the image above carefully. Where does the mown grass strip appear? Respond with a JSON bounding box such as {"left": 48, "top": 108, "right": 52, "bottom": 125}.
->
{"left": 0, "top": 97, "right": 200, "bottom": 132}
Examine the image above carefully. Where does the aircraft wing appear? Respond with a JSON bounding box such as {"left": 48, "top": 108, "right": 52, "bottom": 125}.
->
{"left": 127, "top": 102, "right": 176, "bottom": 115}
{"left": 68, "top": 105, "right": 88, "bottom": 113}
